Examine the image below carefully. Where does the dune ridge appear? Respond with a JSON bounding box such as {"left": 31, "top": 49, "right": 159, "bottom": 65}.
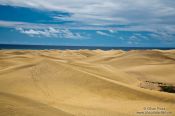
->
{"left": 0, "top": 49, "right": 175, "bottom": 116}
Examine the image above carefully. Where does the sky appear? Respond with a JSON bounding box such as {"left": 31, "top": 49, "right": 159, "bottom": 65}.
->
{"left": 0, "top": 0, "right": 175, "bottom": 47}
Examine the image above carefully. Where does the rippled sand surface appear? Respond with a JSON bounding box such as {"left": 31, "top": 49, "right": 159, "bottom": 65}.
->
{"left": 0, "top": 50, "right": 175, "bottom": 116}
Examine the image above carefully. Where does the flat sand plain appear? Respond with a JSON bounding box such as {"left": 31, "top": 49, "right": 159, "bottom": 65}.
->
{"left": 0, "top": 50, "right": 175, "bottom": 116}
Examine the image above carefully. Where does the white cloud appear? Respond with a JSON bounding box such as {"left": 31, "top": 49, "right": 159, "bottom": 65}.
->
{"left": 1, "top": 20, "right": 175, "bottom": 33}
{"left": 1, "top": 20, "right": 175, "bottom": 42}
{"left": 128, "top": 36, "right": 140, "bottom": 45}
{"left": 16, "top": 27, "right": 84, "bottom": 39}
{"left": 96, "top": 31, "right": 111, "bottom": 37}
{"left": 109, "top": 30, "right": 115, "bottom": 33}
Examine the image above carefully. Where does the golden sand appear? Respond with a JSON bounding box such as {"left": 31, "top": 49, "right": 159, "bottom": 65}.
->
{"left": 0, "top": 50, "right": 175, "bottom": 116}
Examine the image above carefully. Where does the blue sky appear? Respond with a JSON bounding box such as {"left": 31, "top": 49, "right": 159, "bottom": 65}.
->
{"left": 0, "top": 0, "right": 175, "bottom": 47}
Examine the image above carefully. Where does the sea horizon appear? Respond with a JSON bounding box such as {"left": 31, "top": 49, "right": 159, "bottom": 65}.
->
{"left": 1, "top": 44, "right": 175, "bottom": 51}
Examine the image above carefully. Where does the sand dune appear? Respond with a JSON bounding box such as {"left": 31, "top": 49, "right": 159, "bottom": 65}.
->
{"left": 0, "top": 50, "right": 175, "bottom": 116}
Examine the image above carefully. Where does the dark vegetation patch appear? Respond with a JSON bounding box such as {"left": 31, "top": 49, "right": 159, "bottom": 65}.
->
{"left": 140, "top": 81, "right": 175, "bottom": 93}
{"left": 160, "top": 85, "right": 175, "bottom": 93}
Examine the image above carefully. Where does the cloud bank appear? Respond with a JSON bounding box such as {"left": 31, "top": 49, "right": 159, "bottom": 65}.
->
{"left": 0, "top": 0, "right": 175, "bottom": 26}
{"left": 0, "top": 0, "right": 175, "bottom": 43}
